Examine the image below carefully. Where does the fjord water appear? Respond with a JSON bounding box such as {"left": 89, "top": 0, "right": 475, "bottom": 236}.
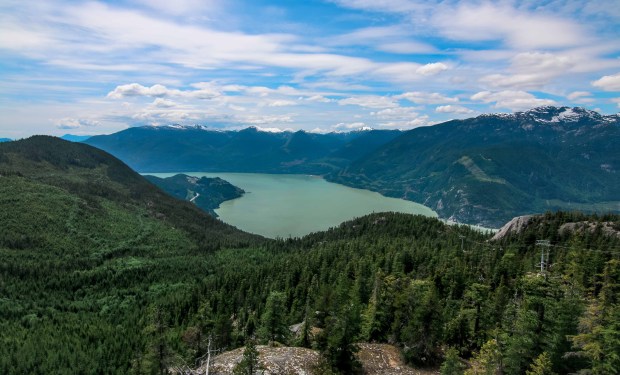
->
{"left": 149, "top": 172, "right": 438, "bottom": 238}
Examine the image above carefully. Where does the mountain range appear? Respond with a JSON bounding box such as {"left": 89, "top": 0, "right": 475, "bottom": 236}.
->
{"left": 85, "top": 106, "right": 619, "bottom": 227}
{"left": 329, "top": 106, "right": 620, "bottom": 227}
{"left": 85, "top": 126, "right": 401, "bottom": 174}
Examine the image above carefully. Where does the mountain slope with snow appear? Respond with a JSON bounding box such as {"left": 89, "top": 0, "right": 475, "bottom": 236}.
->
{"left": 328, "top": 106, "right": 620, "bottom": 227}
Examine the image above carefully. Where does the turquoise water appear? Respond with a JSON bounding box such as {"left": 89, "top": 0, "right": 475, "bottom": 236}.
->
{"left": 149, "top": 172, "right": 438, "bottom": 238}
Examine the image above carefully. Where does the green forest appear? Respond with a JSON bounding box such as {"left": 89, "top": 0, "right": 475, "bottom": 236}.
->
{"left": 1, "top": 137, "right": 619, "bottom": 374}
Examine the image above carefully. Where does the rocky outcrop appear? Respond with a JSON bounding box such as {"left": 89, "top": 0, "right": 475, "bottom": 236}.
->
{"left": 357, "top": 343, "right": 439, "bottom": 375}
{"left": 192, "top": 343, "right": 435, "bottom": 374}
{"left": 491, "top": 215, "right": 534, "bottom": 241}
{"left": 198, "top": 346, "right": 320, "bottom": 375}
{"left": 559, "top": 221, "right": 620, "bottom": 239}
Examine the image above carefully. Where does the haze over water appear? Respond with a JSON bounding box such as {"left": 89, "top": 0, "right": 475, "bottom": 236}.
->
{"left": 150, "top": 172, "right": 438, "bottom": 238}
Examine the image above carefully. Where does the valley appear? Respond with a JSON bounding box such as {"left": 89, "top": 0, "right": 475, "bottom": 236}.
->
{"left": 4, "top": 1, "right": 620, "bottom": 373}
{"left": 85, "top": 106, "right": 620, "bottom": 228}
{"left": 148, "top": 172, "right": 438, "bottom": 238}
{"left": 1, "top": 136, "right": 619, "bottom": 374}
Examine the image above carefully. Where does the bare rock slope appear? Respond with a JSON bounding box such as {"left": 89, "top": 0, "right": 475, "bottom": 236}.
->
{"left": 197, "top": 343, "right": 437, "bottom": 374}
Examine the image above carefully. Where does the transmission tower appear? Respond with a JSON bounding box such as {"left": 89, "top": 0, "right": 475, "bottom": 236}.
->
{"left": 536, "top": 240, "right": 551, "bottom": 275}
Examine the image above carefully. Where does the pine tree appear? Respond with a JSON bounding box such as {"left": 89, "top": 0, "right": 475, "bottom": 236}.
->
{"left": 233, "top": 337, "right": 261, "bottom": 375}
{"left": 465, "top": 338, "right": 502, "bottom": 375}
{"left": 571, "top": 260, "right": 620, "bottom": 374}
{"left": 258, "top": 291, "right": 289, "bottom": 346}
{"left": 525, "top": 352, "right": 556, "bottom": 375}
{"left": 441, "top": 347, "right": 464, "bottom": 375}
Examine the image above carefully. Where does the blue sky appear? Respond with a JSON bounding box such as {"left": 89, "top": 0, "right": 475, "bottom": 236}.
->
{"left": 1, "top": 0, "right": 620, "bottom": 138}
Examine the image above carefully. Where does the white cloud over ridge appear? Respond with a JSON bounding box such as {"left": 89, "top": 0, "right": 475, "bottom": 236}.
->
{"left": 471, "top": 91, "right": 556, "bottom": 111}
{"left": 54, "top": 117, "right": 101, "bottom": 129}
{"left": 338, "top": 96, "right": 398, "bottom": 109}
{"left": 396, "top": 92, "right": 458, "bottom": 104}
{"left": 435, "top": 105, "right": 473, "bottom": 114}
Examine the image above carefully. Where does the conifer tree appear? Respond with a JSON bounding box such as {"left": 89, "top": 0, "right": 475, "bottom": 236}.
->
{"left": 233, "top": 337, "right": 261, "bottom": 375}
{"left": 525, "top": 352, "right": 556, "bottom": 375}
{"left": 441, "top": 347, "right": 465, "bottom": 375}
{"left": 258, "top": 291, "right": 288, "bottom": 345}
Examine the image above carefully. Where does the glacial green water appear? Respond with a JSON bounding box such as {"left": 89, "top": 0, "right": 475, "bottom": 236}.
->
{"left": 149, "top": 172, "right": 438, "bottom": 238}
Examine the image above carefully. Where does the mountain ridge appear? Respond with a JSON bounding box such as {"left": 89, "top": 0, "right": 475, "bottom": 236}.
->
{"left": 83, "top": 106, "right": 619, "bottom": 227}
{"left": 84, "top": 126, "right": 402, "bottom": 173}
{"left": 328, "top": 106, "right": 619, "bottom": 227}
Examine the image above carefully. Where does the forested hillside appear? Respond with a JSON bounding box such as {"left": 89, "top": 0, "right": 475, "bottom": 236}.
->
{"left": 145, "top": 174, "right": 244, "bottom": 217}
{"left": 1, "top": 136, "right": 619, "bottom": 374}
{"left": 0, "top": 137, "right": 261, "bottom": 374}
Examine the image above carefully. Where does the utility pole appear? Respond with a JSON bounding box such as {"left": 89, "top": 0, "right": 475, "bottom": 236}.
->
{"left": 205, "top": 335, "right": 212, "bottom": 375}
{"left": 536, "top": 240, "right": 551, "bottom": 275}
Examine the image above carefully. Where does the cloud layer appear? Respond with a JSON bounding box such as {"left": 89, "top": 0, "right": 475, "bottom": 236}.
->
{"left": 0, "top": 0, "right": 619, "bottom": 137}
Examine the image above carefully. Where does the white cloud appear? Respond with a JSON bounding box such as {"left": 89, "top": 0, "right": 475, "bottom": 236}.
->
{"left": 370, "top": 106, "right": 419, "bottom": 120}
{"left": 369, "top": 106, "right": 430, "bottom": 129}
{"left": 378, "top": 117, "right": 429, "bottom": 129}
{"left": 107, "top": 83, "right": 220, "bottom": 99}
{"left": 54, "top": 117, "right": 101, "bottom": 129}
{"left": 567, "top": 91, "right": 592, "bottom": 100}
{"left": 434, "top": 3, "right": 588, "bottom": 49}
{"left": 331, "top": 0, "right": 429, "bottom": 14}
{"left": 107, "top": 83, "right": 171, "bottom": 99}
{"left": 308, "top": 127, "right": 331, "bottom": 133}
{"left": 338, "top": 95, "right": 398, "bottom": 109}
{"left": 376, "top": 41, "right": 436, "bottom": 54}
{"left": 228, "top": 104, "right": 247, "bottom": 112}
{"left": 240, "top": 115, "right": 294, "bottom": 125}
{"left": 470, "top": 90, "right": 556, "bottom": 111}
{"left": 333, "top": 122, "right": 368, "bottom": 131}
{"left": 415, "top": 62, "right": 448, "bottom": 76}
{"left": 329, "top": 25, "right": 405, "bottom": 45}
{"left": 305, "top": 95, "right": 333, "bottom": 103}
{"left": 480, "top": 52, "right": 575, "bottom": 90}
{"left": 266, "top": 100, "right": 298, "bottom": 107}
{"left": 396, "top": 91, "right": 458, "bottom": 104}
{"left": 329, "top": 25, "right": 435, "bottom": 54}
{"left": 592, "top": 72, "right": 620, "bottom": 91}
{"left": 567, "top": 91, "right": 594, "bottom": 103}
{"left": 134, "top": 0, "right": 220, "bottom": 17}
{"left": 151, "top": 98, "right": 176, "bottom": 108}
{"left": 435, "top": 105, "right": 473, "bottom": 114}
{"left": 611, "top": 98, "right": 620, "bottom": 108}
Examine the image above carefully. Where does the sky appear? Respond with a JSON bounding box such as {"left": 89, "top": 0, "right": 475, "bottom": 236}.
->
{"left": 1, "top": 0, "right": 620, "bottom": 138}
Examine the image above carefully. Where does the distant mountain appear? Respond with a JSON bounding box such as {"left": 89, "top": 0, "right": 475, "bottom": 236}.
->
{"left": 145, "top": 173, "right": 244, "bottom": 216}
{"left": 85, "top": 126, "right": 401, "bottom": 173}
{"left": 60, "top": 134, "right": 92, "bottom": 142}
{"left": 0, "top": 138, "right": 11, "bottom": 142}
{"left": 328, "top": 106, "right": 620, "bottom": 227}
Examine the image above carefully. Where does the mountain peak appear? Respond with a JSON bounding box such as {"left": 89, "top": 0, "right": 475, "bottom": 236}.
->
{"left": 520, "top": 106, "right": 601, "bottom": 122}
{"left": 161, "top": 124, "right": 213, "bottom": 131}
{"left": 479, "top": 106, "right": 618, "bottom": 127}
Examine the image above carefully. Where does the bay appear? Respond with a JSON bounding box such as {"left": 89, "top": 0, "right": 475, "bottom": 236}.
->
{"left": 148, "top": 172, "right": 438, "bottom": 238}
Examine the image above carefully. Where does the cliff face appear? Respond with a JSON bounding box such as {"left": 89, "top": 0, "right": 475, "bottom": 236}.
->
{"left": 491, "top": 213, "right": 620, "bottom": 241}
{"left": 492, "top": 215, "right": 534, "bottom": 240}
